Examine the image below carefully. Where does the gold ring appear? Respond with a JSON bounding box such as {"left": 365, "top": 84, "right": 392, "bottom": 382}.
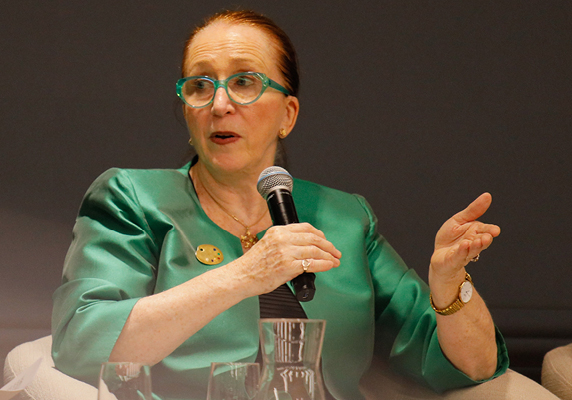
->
{"left": 302, "top": 259, "right": 311, "bottom": 272}
{"left": 471, "top": 254, "right": 480, "bottom": 262}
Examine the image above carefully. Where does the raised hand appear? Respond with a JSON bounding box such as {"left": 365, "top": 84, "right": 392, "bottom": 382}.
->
{"left": 430, "top": 193, "right": 500, "bottom": 281}
{"left": 428, "top": 193, "right": 501, "bottom": 380}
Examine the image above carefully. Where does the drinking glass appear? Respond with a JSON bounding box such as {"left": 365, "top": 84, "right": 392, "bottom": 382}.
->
{"left": 256, "top": 319, "right": 327, "bottom": 400}
{"left": 206, "top": 362, "right": 260, "bottom": 400}
{"left": 98, "top": 362, "right": 153, "bottom": 400}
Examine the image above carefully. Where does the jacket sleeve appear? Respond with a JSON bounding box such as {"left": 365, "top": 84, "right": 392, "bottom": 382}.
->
{"left": 355, "top": 194, "right": 509, "bottom": 393}
{"left": 51, "top": 168, "right": 159, "bottom": 386}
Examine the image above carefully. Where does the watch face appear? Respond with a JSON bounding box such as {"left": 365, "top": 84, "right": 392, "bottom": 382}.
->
{"left": 460, "top": 281, "right": 473, "bottom": 303}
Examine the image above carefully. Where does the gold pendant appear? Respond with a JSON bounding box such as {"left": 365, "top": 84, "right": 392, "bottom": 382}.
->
{"left": 195, "top": 244, "right": 224, "bottom": 265}
{"left": 240, "top": 229, "right": 259, "bottom": 249}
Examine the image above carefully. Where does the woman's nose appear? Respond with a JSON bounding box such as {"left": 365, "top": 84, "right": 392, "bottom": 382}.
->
{"left": 211, "top": 87, "right": 235, "bottom": 116}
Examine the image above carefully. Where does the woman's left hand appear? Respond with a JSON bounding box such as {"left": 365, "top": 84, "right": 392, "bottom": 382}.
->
{"left": 429, "top": 193, "right": 501, "bottom": 380}
{"left": 430, "top": 193, "right": 501, "bottom": 281}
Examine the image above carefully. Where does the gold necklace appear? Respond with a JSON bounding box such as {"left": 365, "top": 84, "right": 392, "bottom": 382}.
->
{"left": 199, "top": 180, "right": 267, "bottom": 249}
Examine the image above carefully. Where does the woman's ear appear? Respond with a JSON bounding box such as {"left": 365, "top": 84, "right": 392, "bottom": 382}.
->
{"left": 282, "top": 96, "right": 299, "bottom": 135}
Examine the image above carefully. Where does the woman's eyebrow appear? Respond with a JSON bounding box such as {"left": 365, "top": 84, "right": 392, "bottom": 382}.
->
{"left": 186, "top": 57, "right": 264, "bottom": 73}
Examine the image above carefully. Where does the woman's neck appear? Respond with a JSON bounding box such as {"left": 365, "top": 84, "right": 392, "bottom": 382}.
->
{"left": 190, "top": 160, "right": 271, "bottom": 242}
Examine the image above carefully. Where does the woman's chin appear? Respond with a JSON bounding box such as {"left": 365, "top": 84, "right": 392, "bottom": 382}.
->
{"left": 215, "top": 158, "right": 274, "bottom": 177}
{"left": 206, "top": 156, "right": 256, "bottom": 174}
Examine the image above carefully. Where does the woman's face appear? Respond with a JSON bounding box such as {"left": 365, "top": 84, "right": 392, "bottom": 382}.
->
{"left": 183, "top": 22, "right": 299, "bottom": 176}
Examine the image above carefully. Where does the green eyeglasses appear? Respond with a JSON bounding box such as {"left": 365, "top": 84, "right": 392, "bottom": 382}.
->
{"left": 176, "top": 72, "right": 291, "bottom": 108}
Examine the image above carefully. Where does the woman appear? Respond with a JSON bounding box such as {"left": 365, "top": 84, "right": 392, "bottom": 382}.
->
{"left": 52, "top": 10, "right": 508, "bottom": 400}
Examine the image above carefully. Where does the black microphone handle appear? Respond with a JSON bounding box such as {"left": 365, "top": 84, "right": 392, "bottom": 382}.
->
{"left": 266, "top": 189, "right": 316, "bottom": 302}
{"left": 266, "top": 188, "right": 299, "bottom": 224}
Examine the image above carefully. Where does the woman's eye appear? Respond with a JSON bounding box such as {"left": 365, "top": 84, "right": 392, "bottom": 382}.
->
{"left": 235, "top": 76, "right": 254, "bottom": 86}
{"left": 194, "top": 79, "right": 209, "bottom": 90}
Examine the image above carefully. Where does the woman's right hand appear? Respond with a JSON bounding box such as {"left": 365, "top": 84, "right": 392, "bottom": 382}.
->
{"left": 230, "top": 223, "right": 342, "bottom": 297}
{"left": 110, "top": 223, "right": 340, "bottom": 365}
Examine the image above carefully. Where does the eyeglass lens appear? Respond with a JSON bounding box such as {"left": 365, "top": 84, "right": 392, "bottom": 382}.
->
{"left": 182, "top": 74, "right": 264, "bottom": 107}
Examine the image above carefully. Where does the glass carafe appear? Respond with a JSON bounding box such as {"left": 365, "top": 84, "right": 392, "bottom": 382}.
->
{"left": 256, "top": 318, "right": 326, "bottom": 400}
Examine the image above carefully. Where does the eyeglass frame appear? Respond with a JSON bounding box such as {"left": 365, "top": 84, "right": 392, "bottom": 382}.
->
{"left": 176, "top": 72, "right": 292, "bottom": 108}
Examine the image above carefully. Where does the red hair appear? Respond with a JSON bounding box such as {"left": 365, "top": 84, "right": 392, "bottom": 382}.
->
{"left": 181, "top": 10, "right": 300, "bottom": 97}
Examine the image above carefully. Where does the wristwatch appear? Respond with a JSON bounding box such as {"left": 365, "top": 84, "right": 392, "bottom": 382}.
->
{"left": 430, "top": 273, "right": 473, "bottom": 316}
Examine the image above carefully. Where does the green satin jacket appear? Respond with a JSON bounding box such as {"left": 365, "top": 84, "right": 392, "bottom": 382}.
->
{"left": 51, "top": 163, "right": 509, "bottom": 400}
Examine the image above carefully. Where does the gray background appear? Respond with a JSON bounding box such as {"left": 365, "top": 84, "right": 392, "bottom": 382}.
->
{"left": 1, "top": 0, "right": 571, "bottom": 384}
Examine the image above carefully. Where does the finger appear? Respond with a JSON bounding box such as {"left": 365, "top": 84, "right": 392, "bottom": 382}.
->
{"left": 444, "top": 237, "right": 482, "bottom": 267}
{"left": 455, "top": 233, "right": 496, "bottom": 264}
{"left": 292, "top": 233, "right": 342, "bottom": 259}
{"left": 296, "top": 258, "right": 339, "bottom": 274}
{"left": 279, "top": 222, "right": 327, "bottom": 238}
{"left": 471, "top": 233, "right": 495, "bottom": 253}
{"left": 266, "top": 226, "right": 342, "bottom": 259}
{"left": 454, "top": 239, "right": 472, "bottom": 264}
{"left": 454, "top": 192, "right": 493, "bottom": 224}
{"left": 296, "top": 244, "right": 342, "bottom": 267}
{"left": 474, "top": 222, "right": 501, "bottom": 237}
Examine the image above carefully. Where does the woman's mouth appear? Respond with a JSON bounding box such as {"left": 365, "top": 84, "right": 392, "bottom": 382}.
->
{"left": 210, "top": 131, "right": 240, "bottom": 145}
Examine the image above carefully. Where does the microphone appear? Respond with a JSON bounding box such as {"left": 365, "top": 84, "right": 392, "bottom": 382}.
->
{"left": 257, "top": 166, "right": 316, "bottom": 302}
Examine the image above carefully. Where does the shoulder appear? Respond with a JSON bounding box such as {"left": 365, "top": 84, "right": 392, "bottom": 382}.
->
{"left": 87, "top": 164, "right": 190, "bottom": 195}
{"left": 82, "top": 164, "right": 193, "bottom": 212}
{"left": 293, "top": 178, "right": 375, "bottom": 226}
{"left": 293, "top": 178, "right": 356, "bottom": 199}
{"left": 91, "top": 164, "right": 190, "bottom": 190}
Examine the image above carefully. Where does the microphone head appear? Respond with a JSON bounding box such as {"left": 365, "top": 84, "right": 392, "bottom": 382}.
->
{"left": 257, "top": 166, "right": 294, "bottom": 198}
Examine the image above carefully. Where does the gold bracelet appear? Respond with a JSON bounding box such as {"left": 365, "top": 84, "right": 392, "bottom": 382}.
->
{"left": 430, "top": 273, "right": 473, "bottom": 316}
